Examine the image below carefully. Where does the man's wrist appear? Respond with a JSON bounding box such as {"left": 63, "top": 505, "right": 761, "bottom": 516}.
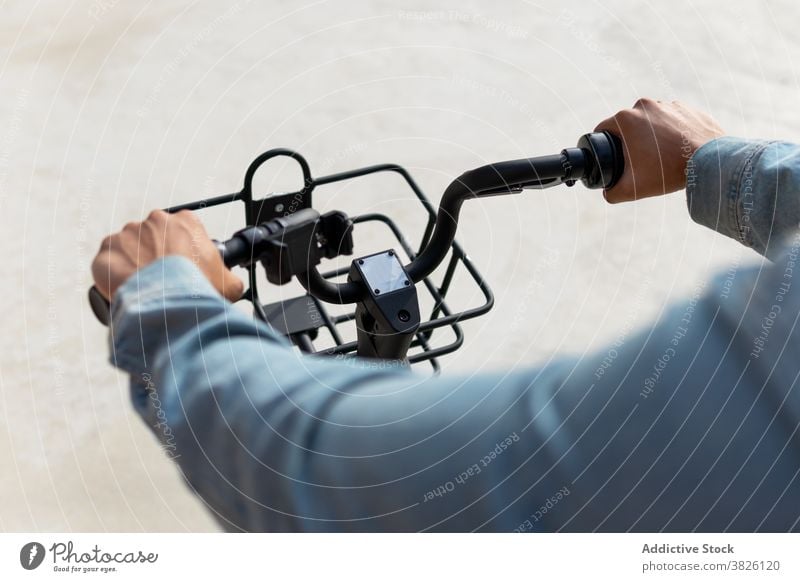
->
{"left": 111, "top": 256, "right": 220, "bottom": 323}
{"left": 685, "top": 136, "right": 773, "bottom": 245}
{"left": 108, "top": 255, "right": 229, "bottom": 375}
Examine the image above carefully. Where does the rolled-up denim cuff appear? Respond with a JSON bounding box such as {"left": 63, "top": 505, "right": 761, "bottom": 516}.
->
{"left": 686, "top": 136, "right": 774, "bottom": 248}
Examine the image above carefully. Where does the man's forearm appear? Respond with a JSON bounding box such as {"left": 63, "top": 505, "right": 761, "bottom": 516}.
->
{"left": 688, "top": 137, "right": 800, "bottom": 258}
{"left": 110, "top": 257, "right": 555, "bottom": 531}
{"left": 110, "top": 252, "right": 800, "bottom": 532}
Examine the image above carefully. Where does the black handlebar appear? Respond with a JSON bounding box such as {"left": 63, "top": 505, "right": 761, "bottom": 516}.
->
{"left": 405, "top": 131, "right": 623, "bottom": 281}
{"left": 88, "top": 131, "right": 624, "bottom": 325}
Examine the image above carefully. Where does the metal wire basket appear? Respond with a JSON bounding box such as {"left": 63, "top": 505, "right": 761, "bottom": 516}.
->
{"left": 167, "top": 148, "right": 494, "bottom": 372}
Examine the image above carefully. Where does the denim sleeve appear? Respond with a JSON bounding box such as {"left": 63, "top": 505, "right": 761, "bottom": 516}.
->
{"left": 687, "top": 137, "right": 800, "bottom": 259}
{"left": 111, "top": 255, "right": 800, "bottom": 532}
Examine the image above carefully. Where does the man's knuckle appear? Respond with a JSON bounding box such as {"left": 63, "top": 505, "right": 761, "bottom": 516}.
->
{"left": 613, "top": 109, "right": 636, "bottom": 126}
{"left": 99, "top": 235, "right": 118, "bottom": 252}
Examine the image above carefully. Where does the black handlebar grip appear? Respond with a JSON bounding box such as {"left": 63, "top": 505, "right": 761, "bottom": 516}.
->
{"left": 88, "top": 285, "right": 111, "bottom": 326}
{"left": 216, "top": 237, "right": 249, "bottom": 269}
{"left": 577, "top": 131, "right": 625, "bottom": 190}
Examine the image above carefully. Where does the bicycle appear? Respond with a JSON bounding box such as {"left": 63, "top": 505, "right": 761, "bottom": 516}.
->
{"left": 89, "top": 131, "right": 623, "bottom": 371}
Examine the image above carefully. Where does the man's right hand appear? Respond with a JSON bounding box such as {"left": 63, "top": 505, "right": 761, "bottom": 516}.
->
{"left": 594, "top": 98, "right": 725, "bottom": 203}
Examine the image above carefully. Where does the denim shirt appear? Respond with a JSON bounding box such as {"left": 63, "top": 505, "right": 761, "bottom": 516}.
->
{"left": 110, "top": 137, "right": 800, "bottom": 532}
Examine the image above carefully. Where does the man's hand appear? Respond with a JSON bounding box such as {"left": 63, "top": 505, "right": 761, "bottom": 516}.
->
{"left": 91, "top": 209, "right": 244, "bottom": 302}
{"left": 594, "top": 98, "right": 725, "bottom": 203}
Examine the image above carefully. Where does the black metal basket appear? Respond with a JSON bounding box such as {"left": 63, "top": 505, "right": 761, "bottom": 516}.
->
{"left": 167, "top": 149, "right": 494, "bottom": 372}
